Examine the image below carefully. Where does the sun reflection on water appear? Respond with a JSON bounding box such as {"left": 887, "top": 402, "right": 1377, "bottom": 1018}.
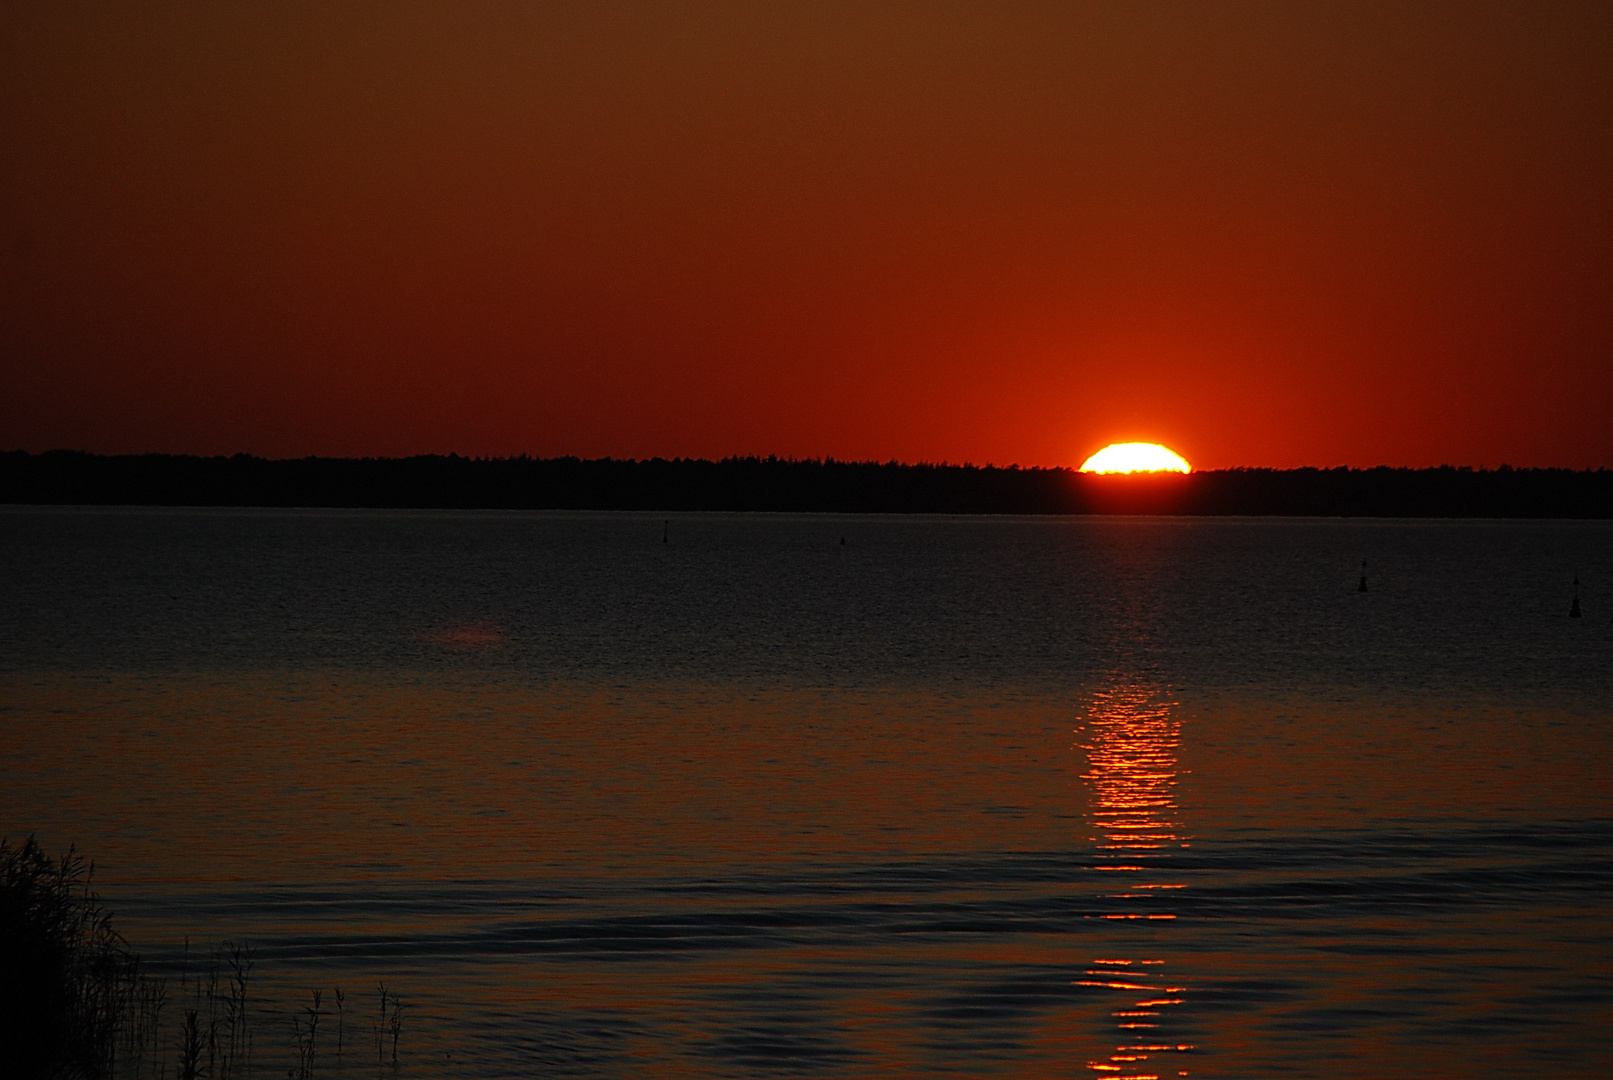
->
{"left": 1079, "top": 681, "right": 1194, "bottom": 1078}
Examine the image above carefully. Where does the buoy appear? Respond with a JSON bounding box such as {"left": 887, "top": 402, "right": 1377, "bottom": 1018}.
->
{"left": 662, "top": 520, "right": 669, "bottom": 544}
{"left": 1357, "top": 559, "right": 1368, "bottom": 593}
{"left": 840, "top": 536, "right": 846, "bottom": 545}
{"left": 1570, "top": 575, "right": 1581, "bottom": 617}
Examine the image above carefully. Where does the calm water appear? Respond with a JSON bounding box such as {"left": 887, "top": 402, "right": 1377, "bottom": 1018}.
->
{"left": 2, "top": 507, "right": 1610, "bottom": 1077}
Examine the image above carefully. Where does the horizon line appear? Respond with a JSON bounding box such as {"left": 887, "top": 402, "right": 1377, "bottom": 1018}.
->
{"left": 4, "top": 449, "right": 1609, "bottom": 474}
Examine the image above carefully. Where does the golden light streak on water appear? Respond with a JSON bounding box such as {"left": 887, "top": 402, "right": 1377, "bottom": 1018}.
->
{"left": 1079, "top": 680, "right": 1191, "bottom": 1078}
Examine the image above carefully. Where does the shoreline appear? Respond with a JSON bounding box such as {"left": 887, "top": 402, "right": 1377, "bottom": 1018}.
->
{"left": 3, "top": 450, "right": 1610, "bottom": 518}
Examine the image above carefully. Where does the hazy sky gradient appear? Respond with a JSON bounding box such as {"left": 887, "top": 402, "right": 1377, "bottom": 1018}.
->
{"left": 4, "top": 2, "right": 1610, "bottom": 467}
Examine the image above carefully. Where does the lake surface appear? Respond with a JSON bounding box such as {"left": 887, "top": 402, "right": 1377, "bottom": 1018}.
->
{"left": 3, "top": 507, "right": 1610, "bottom": 1078}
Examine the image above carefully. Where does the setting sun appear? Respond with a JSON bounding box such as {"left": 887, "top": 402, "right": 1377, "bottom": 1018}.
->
{"left": 1080, "top": 443, "right": 1192, "bottom": 474}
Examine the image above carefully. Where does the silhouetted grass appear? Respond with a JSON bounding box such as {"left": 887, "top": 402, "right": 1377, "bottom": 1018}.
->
{"left": 0, "top": 835, "right": 156, "bottom": 1079}
{"left": 2, "top": 837, "right": 404, "bottom": 1078}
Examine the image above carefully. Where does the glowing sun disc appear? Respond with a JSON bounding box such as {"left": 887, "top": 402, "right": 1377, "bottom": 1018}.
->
{"left": 1080, "top": 443, "right": 1192, "bottom": 474}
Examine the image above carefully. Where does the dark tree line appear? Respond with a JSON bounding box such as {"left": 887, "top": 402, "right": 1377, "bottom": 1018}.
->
{"left": 1, "top": 450, "right": 1609, "bottom": 517}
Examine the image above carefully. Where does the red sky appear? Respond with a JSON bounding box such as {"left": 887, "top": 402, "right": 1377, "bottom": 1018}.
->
{"left": 3, "top": 3, "right": 1610, "bottom": 469}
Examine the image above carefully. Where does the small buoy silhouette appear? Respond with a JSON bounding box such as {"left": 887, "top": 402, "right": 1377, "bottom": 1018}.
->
{"left": 1357, "top": 559, "right": 1368, "bottom": 593}
{"left": 840, "top": 536, "right": 846, "bottom": 545}
{"left": 662, "top": 520, "right": 669, "bottom": 544}
{"left": 1569, "top": 575, "right": 1581, "bottom": 618}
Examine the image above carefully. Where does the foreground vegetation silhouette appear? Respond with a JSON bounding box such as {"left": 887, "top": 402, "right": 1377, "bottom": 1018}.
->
{"left": 1, "top": 837, "right": 405, "bottom": 1079}
{"left": 2, "top": 451, "right": 1610, "bottom": 517}
{"left": 2, "top": 836, "right": 131, "bottom": 1078}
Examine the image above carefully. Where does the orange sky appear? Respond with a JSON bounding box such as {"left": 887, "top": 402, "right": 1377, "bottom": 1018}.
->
{"left": 3, "top": 3, "right": 1610, "bottom": 469}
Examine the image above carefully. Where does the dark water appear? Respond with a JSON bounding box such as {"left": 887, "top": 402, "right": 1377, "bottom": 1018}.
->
{"left": 3, "top": 508, "right": 1610, "bottom": 1077}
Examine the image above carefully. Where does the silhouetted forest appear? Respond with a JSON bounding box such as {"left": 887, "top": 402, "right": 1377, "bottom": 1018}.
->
{"left": 2, "top": 451, "right": 1609, "bottom": 517}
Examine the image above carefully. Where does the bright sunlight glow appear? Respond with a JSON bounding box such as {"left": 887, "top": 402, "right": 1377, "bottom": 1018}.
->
{"left": 1079, "top": 443, "right": 1192, "bottom": 474}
